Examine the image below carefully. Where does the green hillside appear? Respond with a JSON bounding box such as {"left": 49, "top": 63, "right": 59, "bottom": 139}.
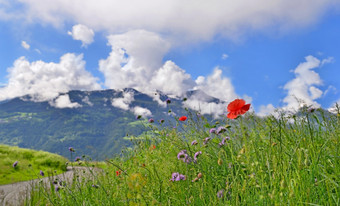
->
{"left": 0, "top": 144, "right": 67, "bottom": 185}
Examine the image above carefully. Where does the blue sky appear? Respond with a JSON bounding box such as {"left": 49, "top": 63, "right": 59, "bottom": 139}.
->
{"left": 0, "top": 0, "right": 339, "bottom": 116}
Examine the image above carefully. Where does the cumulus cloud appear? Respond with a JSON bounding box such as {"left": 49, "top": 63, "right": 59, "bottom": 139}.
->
{"left": 82, "top": 96, "right": 93, "bottom": 106}
{"left": 98, "top": 30, "right": 244, "bottom": 116}
{"left": 99, "top": 30, "right": 195, "bottom": 96}
{"left": 0, "top": 53, "right": 101, "bottom": 102}
{"left": 111, "top": 91, "right": 134, "bottom": 110}
{"left": 21, "top": 41, "right": 30, "bottom": 50}
{"left": 50, "top": 94, "right": 81, "bottom": 108}
{"left": 282, "top": 55, "right": 323, "bottom": 111}
{"left": 194, "top": 68, "right": 237, "bottom": 101}
{"left": 68, "top": 24, "right": 95, "bottom": 47}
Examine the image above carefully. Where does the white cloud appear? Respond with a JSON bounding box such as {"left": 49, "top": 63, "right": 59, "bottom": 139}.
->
{"left": 221, "top": 54, "right": 229, "bottom": 60}
{"left": 50, "top": 94, "right": 81, "bottom": 108}
{"left": 257, "top": 104, "right": 276, "bottom": 117}
{"left": 150, "top": 61, "right": 195, "bottom": 96}
{"left": 282, "top": 55, "right": 323, "bottom": 111}
{"left": 111, "top": 91, "right": 134, "bottom": 110}
{"left": 0, "top": 53, "right": 101, "bottom": 102}
{"left": 194, "top": 68, "right": 237, "bottom": 101}
{"left": 183, "top": 99, "right": 227, "bottom": 118}
{"left": 82, "top": 96, "right": 93, "bottom": 106}
{"left": 2, "top": 1, "right": 339, "bottom": 44}
{"left": 68, "top": 24, "right": 95, "bottom": 47}
{"left": 21, "top": 41, "right": 30, "bottom": 50}
{"left": 132, "top": 106, "right": 152, "bottom": 117}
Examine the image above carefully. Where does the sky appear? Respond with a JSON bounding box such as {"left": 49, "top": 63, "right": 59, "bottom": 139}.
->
{"left": 0, "top": 0, "right": 340, "bottom": 117}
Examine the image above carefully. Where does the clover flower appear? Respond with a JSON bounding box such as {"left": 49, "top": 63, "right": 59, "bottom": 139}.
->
{"left": 170, "top": 172, "right": 186, "bottom": 181}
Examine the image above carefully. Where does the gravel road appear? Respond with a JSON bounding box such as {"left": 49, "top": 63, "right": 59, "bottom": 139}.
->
{"left": 0, "top": 166, "right": 101, "bottom": 206}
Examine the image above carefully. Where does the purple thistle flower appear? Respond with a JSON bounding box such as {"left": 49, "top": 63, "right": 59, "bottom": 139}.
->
{"left": 40, "top": 170, "right": 45, "bottom": 176}
{"left": 217, "top": 189, "right": 225, "bottom": 198}
{"left": 219, "top": 136, "right": 230, "bottom": 147}
{"left": 216, "top": 127, "right": 227, "bottom": 134}
{"left": 177, "top": 150, "right": 192, "bottom": 163}
{"left": 194, "top": 151, "right": 202, "bottom": 161}
{"left": 203, "top": 137, "right": 211, "bottom": 145}
{"left": 209, "top": 128, "right": 216, "bottom": 134}
{"left": 191, "top": 140, "right": 198, "bottom": 145}
{"left": 75, "top": 156, "right": 81, "bottom": 162}
{"left": 13, "top": 161, "right": 18, "bottom": 168}
{"left": 177, "top": 150, "right": 187, "bottom": 159}
{"left": 148, "top": 118, "right": 154, "bottom": 123}
{"left": 159, "top": 119, "right": 165, "bottom": 123}
{"left": 170, "top": 172, "right": 186, "bottom": 181}
{"left": 68, "top": 147, "right": 75, "bottom": 152}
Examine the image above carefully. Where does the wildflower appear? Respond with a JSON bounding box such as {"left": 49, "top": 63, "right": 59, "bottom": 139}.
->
{"left": 191, "top": 140, "right": 198, "bottom": 145}
{"left": 136, "top": 115, "right": 142, "bottom": 120}
{"left": 216, "top": 126, "right": 227, "bottom": 134}
{"left": 166, "top": 98, "right": 171, "bottom": 104}
{"left": 159, "top": 119, "right": 165, "bottom": 123}
{"left": 13, "top": 161, "right": 18, "bottom": 168}
{"left": 170, "top": 172, "right": 186, "bottom": 181}
{"left": 218, "top": 159, "right": 223, "bottom": 165}
{"left": 209, "top": 128, "right": 216, "bottom": 134}
{"left": 217, "top": 189, "right": 225, "bottom": 198}
{"left": 194, "top": 151, "right": 202, "bottom": 161}
{"left": 203, "top": 137, "right": 211, "bottom": 145}
{"left": 149, "top": 144, "right": 156, "bottom": 150}
{"left": 179, "top": 116, "right": 187, "bottom": 121}
{"left": 75, "top": 156, "right": 81, "bottom": 162}
{"left": 218, "top": 136, "right": 230, "bottom": 147}
{"left": 116, "top": 170, "right": 122, "bottom": 176}
{"left": 55, "top": 186, "right": 60, "bottom": 192}
{"left": 92, "top": 184, "right": 99, "bottom": 188}
{"left": 148, "top": 118, "right": 154, "bottom": 123}
{"left": 40, "top": 170, "right": 45, "bottom": 176}
{"left": 68, "top": 147, "right": 75, "bottom": 152}
{"left": 197, "top": 173, "right": 203, "bottom": 179}
{"left": 227, "top": 99, "right": 251, "bottom": 119}
{"left": 177, "top": 150, "right": 192, "bottom": 163}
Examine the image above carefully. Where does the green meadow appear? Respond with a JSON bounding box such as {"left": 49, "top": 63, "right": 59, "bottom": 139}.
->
{"left": 26, "top": 104, "right": 339, "bottom": 205}
{"left": 0, "top": 144, "right": 67, "bottom": 185}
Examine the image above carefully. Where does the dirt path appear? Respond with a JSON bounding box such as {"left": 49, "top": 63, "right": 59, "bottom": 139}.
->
{"left": 0, "top": 166, "right": 101, "bottom": 206}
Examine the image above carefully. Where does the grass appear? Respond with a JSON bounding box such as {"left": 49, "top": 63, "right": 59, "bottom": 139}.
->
{"left": 0, "top": 144, "right": 68, "bottom": 185}
{"left": 28, "top": 106, "right": 339, "bottom": 205}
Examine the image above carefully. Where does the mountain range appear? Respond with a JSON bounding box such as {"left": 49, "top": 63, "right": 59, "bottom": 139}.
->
{"left": 0, "top": 89, "right": 220, "bottom": 160}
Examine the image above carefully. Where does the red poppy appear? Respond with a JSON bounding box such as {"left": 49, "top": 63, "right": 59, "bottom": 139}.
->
{"left": 227, "top": 99, "right": 251, "bottom": 119}
{"left": 179, "top": 116, "right": 187, "bottom": 121}
{"left": 149, "top": 144, "right": 156, "bottom": 150}
{"left": 116, "top": 170, "right": 122, "bottom": 176}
